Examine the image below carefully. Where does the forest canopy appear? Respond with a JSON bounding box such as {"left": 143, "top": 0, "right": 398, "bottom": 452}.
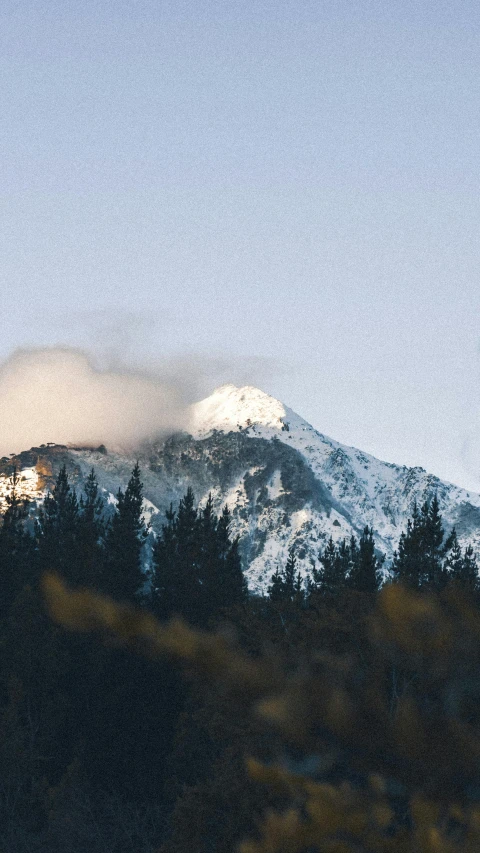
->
{"left": 0, "top": 464, "right": 480, "bottom": 851}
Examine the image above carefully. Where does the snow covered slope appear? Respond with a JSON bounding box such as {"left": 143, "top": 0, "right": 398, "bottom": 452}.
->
{"left": 1, "top": 383, "right": 480, "bottom": 593}
{"left": 188, "top": 384, "right": 480, "bottom": 588}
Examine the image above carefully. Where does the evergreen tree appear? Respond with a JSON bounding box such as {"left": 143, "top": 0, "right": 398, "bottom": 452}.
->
{"left": 392, "top": 502, "right": 425, "bottom": 588}
{"left": 337, "top": 537, "right": 354, "bottom": 580}
{"left": 0, "top": 468, "right": 32, "bottom": 614}
{"left": 76, "top": 468, "right": 106, "bottom": 589}
{"left": 422, "top": 494, "right": 445, "bottom": 587}
{"left": 310, "top": 537, "right": 346, "bottom": 596}
{"left": 460, "top": 544, "right": 479, "bottom": 590}
{"left": 443, "top": 527, "right": 464, "bottom": 577}
{"left": 153, "top": 487, "right": 200, "bottom": 622}
{"left": 268, "top": 546, "right": 303, "bottom": 603}
{"left": 348, "top": 535, "right": 358, "bottom": 577}
{"left": 310, "top": 529, "right": 382, "bottom": 597}
{"left": 392, "top": 520, "right": 420, "bottom": 588}
{"left": 268, "top": 567, "right": 284, "bottom": 602}
{"left": 393, "top": 496, "right": 449, "bottom": 590}
{"left": 283, "top": 547, "right": 298, "bottom": 595}
{"left": 444, "top": 528, "right": 478, "bottom": 590}
{"left": 347, "top": 526, "right": 382, "bottom": 593}
{"left": 152, "top": 490, "right": 246, "bottom": 627}
{"left": 103, "top": 463, "right": 148, "bottom": 601}
{"left": 215, "top": 504, "right": 248, "bottom": 607}
{"left": 153, "top": 502, "right": 181, "bottom": 617}
{"left": 35, "top": 464, "right": 80, "bottom": 582}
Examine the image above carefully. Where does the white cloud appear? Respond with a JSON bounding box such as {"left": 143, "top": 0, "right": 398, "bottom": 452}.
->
{"left": 0, "top": 348, "right": 191, "bottom": 456}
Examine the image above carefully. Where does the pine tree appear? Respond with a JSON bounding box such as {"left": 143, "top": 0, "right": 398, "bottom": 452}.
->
{"left": 460, "top": 544, "right": 479, "bottom": 590}
{"left": 103, "top": 463, "right": 148, "bottom": 601}
{"left": 283, "top": 547, "right": 299, "bottom": 598}
{"left": 268, "top": 547, "right": 303, "bottom": 603}
{"left": 167, "top": 487, "right": 201, "bottom": 622}
{"left": 422, "top": 494, "right": 445, "bottom": 587}
{"left": 347, "top": 526, "right": 381, "bottom": 593}
{"left": 443, "top": 527, "right": 464, "bottom": 577}
{"left": 215, "top": 504, "right": 248, "bottom": 607}
{"left": 35, "top": 464, "right": 80, "bottom": 582}
{"left": 268, "top": 567, "right": 284, "bottom": 602}
{"left": 393, "top": 496, "right": 449, "bottom": 590}
{"left": 152, "top": 502, "right": 181, "bottom": 618}
{"left": 197, "top": 493, "right": 220, "bottom": 615}
{"left": 152, "top": 490, "right": 246, "bottom": 626}
{"left": 444, "top": 528, "right": 478, "bottom": 590}
{"left": 0, "top": 467, "right": 32, "bottom": 614}
{"left": 310, "top": 537, "right": 346, "bottom": 596}
{"left": 392, "top": 502, "right": 425, "bottom": 588}
{"left": 77, "top": 468, "right": 106, "bottom": 589}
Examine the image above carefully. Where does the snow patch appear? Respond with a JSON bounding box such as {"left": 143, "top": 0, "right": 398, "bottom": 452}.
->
{"left": 0, "top": 466, "right": 40, "bottom": 511}
{"left": 191, "top": 384, "right": 286, "bottom": 437}
{"left": 267, "top": 470, "right": 284, "bottom": 500}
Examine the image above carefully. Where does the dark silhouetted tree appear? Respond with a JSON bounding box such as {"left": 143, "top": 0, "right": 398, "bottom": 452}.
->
{"left": 268, "top": 546, "right": 303, "bottom": 603}
{"left": 35, "top": 465, "right": 80, "bottom": 582}
{"left": 393, "top": 496, "right": 448, "bottom": 589}
{"left": 347, "top": 526, "right": 382, "bottom": 593}
{"left": 0, "top": 468, "right": 32, "bottom": 615}
{"left": 422, "top": 494, "right": 445, "bottom": 586}
{"left": 309, "top": 536, "right": 346, "bottom": 596}
{"left": 152, "top": 490, "right": 247, "bottom": 627}
{"left": 103, "top": 463, "right": 148, "bottom": 601}
{"left": 444, "top": 527, "right": 478, "bottom": 590}
{"left": 76, "top": 468, "right": 106, "bottom": 589}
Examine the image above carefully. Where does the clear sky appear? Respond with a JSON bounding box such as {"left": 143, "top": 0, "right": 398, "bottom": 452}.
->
{"left": 2, "top": 0, "right": 480, "bottom": 490}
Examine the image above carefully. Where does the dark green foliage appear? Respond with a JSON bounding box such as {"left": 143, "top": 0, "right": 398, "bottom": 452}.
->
{"left": 391, "top": 496, "right": 479, "bottom": 592}
{"left": 34, "top": 465, "right": 107, "bottom": 591}
{"left": 309, "top": 529, "right": 382, "bottom": 597}
{"left": 76, "top": 468, "right": 106, "bottom": 589}
{"left": 35, "top": 465, "right": 80, "bottom": 580}
{"left": 461, "top": 544, "right": 479, "bottom": 587}
{"left": 1, "top": 457, "right": 480, "bottom": 852}
{"left": 216, "top": 504, "right": 249, "bottom": 605}
{"left": 268, "top": 546, "right": 303, "bottom": 602}
{"left": 444, "top": 527, "right": 479, "bottom": 589}
{"left": 103, "top": 463, "right": 149, "bottom": 602}
{"left": 422, "top": 494, "right": 445, "bottom": 586}
{"left": 347, "top": 526, "right": 382, "bottom": 593}
{"left": 152, "top": 489, "right": 247, "bottom": 627}
{"left": 0, "top": 468, "right": 32, "bottom": 614}
{"left": 392, "top": 496, "right": 447, "bottom": 589}
{"left": 443, "top": 526, "right": 463, "bottom": 580}
{"left": 310, "top": 536, "right": 347, "bottom": 595}
{"left": 392, "top": 516, "right": 421, "bottom": 588}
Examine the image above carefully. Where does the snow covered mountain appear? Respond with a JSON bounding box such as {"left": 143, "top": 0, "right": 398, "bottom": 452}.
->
{"left": 2, "top": 383, "right": 480, "bottom": 593}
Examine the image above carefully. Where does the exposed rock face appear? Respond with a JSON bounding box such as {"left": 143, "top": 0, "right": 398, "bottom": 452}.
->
{"left": 34, "top": 456, "right": 54, "bottom": 491}
{"left": 1, "top": 384, "right": 479, "bottom": 593}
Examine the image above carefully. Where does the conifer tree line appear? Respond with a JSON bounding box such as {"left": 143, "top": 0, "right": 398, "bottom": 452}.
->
{"left": 0, "top": 462, "right": 479, "bottom": 852}
{"left": 0, "top": 463, "right": 247, "bottom": 623}
{"left": 1, "top": 461, "right": 476, "bottom": 616}
{"left": 0, "top": 463, "right": 249, "bottom": 851}
{"left": 268, "top": 494, "right": 479, "bottom": 603}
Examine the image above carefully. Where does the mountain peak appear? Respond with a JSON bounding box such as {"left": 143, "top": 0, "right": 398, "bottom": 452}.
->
{"left": 2, "top": 382, "right": 480, "bottom": 593}
{"left": 191, "top": 384, "right": 287, "bottom": 437}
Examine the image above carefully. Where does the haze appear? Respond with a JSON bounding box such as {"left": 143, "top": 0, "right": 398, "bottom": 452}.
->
{"left": 0, "top": 349, "right": 190, "bottom": 456}
{"left": 2, "top": 1, "right": 480, "bottom": 490}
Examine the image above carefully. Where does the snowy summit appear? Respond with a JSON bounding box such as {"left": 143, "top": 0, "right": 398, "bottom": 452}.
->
{"left": 1, "top": 383, "right": 480, "bottom": 593}
{"left": 191, "top": 384, "right": 287, "bottom": 436}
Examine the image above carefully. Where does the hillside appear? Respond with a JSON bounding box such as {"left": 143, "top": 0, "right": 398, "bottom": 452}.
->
{"left": 2, "top": 384, "right": 480, "bottom": 592}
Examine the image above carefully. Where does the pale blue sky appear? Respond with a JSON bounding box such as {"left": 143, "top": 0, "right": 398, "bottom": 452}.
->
{"left": 2, "top": 0, "right": 480, "bottom": 489}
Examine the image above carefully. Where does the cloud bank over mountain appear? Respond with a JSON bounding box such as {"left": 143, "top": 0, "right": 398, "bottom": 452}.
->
{"left": 0, "top": 348, "right": 191, "bottom": 457}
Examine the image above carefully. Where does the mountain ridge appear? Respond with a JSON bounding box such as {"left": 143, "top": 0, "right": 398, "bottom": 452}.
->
{"left": 1, "top": 384, "right": 479, "bottom": 592}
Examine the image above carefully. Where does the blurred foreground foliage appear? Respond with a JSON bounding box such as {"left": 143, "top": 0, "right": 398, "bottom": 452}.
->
{"left": 44, "top": 573, "right": 480, "bottom": 853}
